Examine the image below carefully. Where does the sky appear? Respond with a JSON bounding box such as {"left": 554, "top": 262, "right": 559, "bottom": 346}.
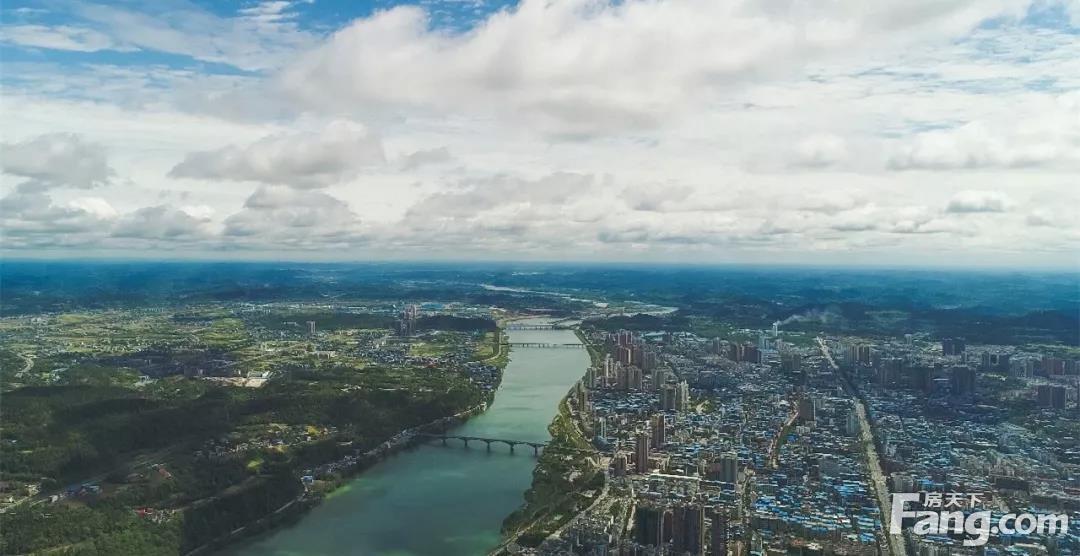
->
{"left": 1, "top": 0, "right": 1079, "bottom": 269}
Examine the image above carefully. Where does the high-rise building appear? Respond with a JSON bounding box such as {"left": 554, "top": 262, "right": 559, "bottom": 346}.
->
{"left": 718, "top": 452, "right": 738, "bottom": 484}
{"left": 845, "top": 410, "right": 860, "bottom": 437}
{"left": 672, "top": 504, "right": 705, "bottom": 556}
{"left": 627, "top": 365, "right": 644, "bottom": 391}
{"left": 399, "top": 304, "right": 419, "bottom": 336}
{"left": 653, "top": 368, "right": 670, "bottom": 390}
{"left": 661, "top": 383, "right": 678, "bottom": 411}
{"left": 1042, "top": 356, "right": 1067, "bottom": 376}
{"left": 616, "top": 363, "right": 629, "bottom": 390}
{"left": 950, "top": 366, "right": 977, "bottom": 397}
{"left": 980, "top": 351, "right": 1010, "bottom": 372}
{"left": 651, "top": 413, "right": 666, "bottom": 449}
{"left": 798, "top": 397, "right": 816, "bottom": 422}
{"left": 728, "top": 343, "right": 760, "bottom": 364}
{"left": 641, "top": 348, "right": 658, "bottom": 372}
{"left": 575, "top": 381, "right": 589, "bottom": 411}
{"left": 675, "top": 380, "right": 690, "bottom": 412}
{"left": 709, "top": 507, "right": 729, "bottom": 556}
{"left": 1037, "top": 385, "right": 1067, "bottom": 409}
{"left": 635, "top": 506, "right": 663, "bottom": 547}
{"left": 635, "top": 430, "right": 651, "bottom": 474}
{"left": 879, "top": 357, "right": 904, "bottom": 386}
{"left": 942, "top": 337, "right": 966, "bottom": 356}
{"left": 910, "top": 366, "right": 935, "bottom": 393}
{"left": 615, "top": 330, "right": 636, "bottom": 347}
{"left": 779, "top": 352, "right": 802, "bottom": 372}
{"left": 613, "top": 452, "right": 628, "bottom": 477}
{"left": 307, "top": 320, "right": 316, "bottom": 335}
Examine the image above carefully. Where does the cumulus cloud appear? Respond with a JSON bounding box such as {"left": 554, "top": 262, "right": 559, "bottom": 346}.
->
{"left": 68, "top": 197, "right": 119, "bottom": 219}
{"left": 622, "top": 183, "right": 697, "bottom": 212}
{"left": 946, "top": 190, "right": 1012, "bottom": 213}
{"left": 888, "top": 92, "right": 1080, "bottom": 170}
{"left": 0, "top": 189, "right": 112, "bottom": 248}
{"left": 169, "top": 120, "right": 385, "bottom": 188}
{"left": 280, "top": 0, "right": 1031, "bottom": 137}
{"left": 1, "top": 133, "right": 113, "bottom": 189}
{"left": 3, "top": 0, "right": 1078, "bottom": 266}
{"left": 222, "top": 186, "right": 363, "bottom": 247}
{"left": 112, "top": 205, "right": 212, "bottom": 239}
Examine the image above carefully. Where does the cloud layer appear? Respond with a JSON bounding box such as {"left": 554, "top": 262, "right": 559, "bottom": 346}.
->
{"left": 1, "top": 0, "right": 1078, "bottom": 267}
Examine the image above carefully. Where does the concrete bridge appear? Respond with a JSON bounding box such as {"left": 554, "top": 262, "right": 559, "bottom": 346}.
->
{"left": 417, "top": 434, "right": 598, "bottom": 457}
{"left": 505, "top": 342, "right": 585, "bottom": 349}
{"left": 417, "top": 433, "right": 549, "bottom": 455}
{"left": 504, "top": 324, "right": 571, "bottom": 331}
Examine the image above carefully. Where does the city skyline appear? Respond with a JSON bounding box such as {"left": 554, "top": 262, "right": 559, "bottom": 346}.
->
{"left": 2, "top": 0, "right": 1079, "bottom": 268}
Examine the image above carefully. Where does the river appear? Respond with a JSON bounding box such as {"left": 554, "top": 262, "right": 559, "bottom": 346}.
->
{"left": 226, "top": 319, "right": 590, "bottom": 555}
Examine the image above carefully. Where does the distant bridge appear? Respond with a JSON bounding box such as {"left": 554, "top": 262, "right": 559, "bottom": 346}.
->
{"left": 505, "top": 342, "right": 585, "bottom": 349}
{"left": 417, "top": 434, "right": 596, "bottom": 456}
{"left": 504, "top": 324, "right": 571, "bottom": 331}
{"left": 417, "top": 433, "right": 548, "bottom": 455}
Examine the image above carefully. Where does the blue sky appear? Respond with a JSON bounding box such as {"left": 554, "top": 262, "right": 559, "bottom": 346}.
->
{"left": 1, "top": 0, "right": 1079, "bottom": 268}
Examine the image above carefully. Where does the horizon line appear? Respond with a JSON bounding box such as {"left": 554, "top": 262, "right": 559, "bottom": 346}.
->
{"left": 2, "top": 254, "right": 1078, "bottom": 275}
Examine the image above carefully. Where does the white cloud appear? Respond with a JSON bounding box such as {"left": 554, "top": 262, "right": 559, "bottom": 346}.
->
{"left": 1, "top": 133, "right": 113, "bottom": 189}
{"left": 280, "top": 0, "right": 1033, "bottom": 137}
{"left": 69, "top": 197, "right": 118, "bottom": 219}
{"left": 0, "top": 189, "right": 112, "bottom": 248}
{"left": 793, "top": 134, "right": 849, "bottom": 168}
{"left": 222, "top": 186, "right": 364, "bottom": 248}
{"left": 888, "top": 92, "right": 1080, "bottom": 170}
{"left": 169, "top": 120, "right": 386, "bottom": 188}
{"left": 1, "top": 24, "right": 125, "bottom": 52}
{"left": 70, "top": 0, "right": 315, "bottom": 71}
{"left": 112, "top": 205, "right": 212, "bottom": 239}
{"left": 946, "top": 190, "right": 1013, "bottom": 213}
{"left": 1, "top": 0, "right": 1078, "bottom": 266}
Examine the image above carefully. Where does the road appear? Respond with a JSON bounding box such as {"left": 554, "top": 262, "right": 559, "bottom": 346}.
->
{"left": 817, "top": 337, "right": 907, "bottom": 556}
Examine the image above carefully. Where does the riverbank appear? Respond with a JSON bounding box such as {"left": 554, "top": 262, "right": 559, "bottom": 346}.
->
{"left": 192, "top": 398, "right": 498, "bottom": 555}
{"left": 199, "top": 334, "right": 511, "bottom": 555}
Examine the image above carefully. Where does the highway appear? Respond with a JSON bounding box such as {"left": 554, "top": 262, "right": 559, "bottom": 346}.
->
{"left": 817, "top": 337, "right": 908, "bottom": 556}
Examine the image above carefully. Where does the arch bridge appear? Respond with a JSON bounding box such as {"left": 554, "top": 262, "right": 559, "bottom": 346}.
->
{"left": 418, "top": 433, "right": 548, "bottom": 455}
{"left": 417, "top": 433, "right": 597, "bottom": 456}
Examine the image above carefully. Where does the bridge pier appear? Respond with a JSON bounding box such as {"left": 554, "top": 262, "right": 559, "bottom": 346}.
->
{"left": 417, "top": 434, "right": 553, "bottom": 456}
